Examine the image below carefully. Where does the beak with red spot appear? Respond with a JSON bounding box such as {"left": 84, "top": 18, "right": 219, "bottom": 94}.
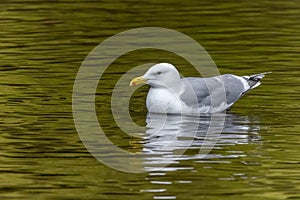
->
{"left": 129, "top": 76, "right": 147, "bottom": 86}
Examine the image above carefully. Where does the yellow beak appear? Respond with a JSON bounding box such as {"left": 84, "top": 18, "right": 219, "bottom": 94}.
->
{"left": 129, "top": 76, "right": 147, "bottom": 86}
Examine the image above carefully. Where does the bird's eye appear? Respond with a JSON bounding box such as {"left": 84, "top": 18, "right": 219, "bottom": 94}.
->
{"left": 156, "top": 71, "right": 162, "bottom": 75}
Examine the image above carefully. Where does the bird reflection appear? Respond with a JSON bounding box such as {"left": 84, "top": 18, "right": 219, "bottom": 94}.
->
{"left": 141, "top": 112, "right": 261, "bottom": 171}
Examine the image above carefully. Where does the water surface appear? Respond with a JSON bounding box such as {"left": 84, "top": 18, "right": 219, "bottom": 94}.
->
{"left": 0, "top": 0, "right": 299, "bottom": 199}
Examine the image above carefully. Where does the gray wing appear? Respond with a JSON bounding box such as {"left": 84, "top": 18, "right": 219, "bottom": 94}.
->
{"left": 180, "top": 74, "right": 250, "bottom": 108}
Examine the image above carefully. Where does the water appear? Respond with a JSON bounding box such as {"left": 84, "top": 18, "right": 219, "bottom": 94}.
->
{"left": 0, "top": 0, "right": 299, "bottom": 199}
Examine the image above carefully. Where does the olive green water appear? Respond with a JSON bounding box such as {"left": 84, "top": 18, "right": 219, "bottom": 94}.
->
{"left": 0, "top": 0, "right": 299, "bottom": 199}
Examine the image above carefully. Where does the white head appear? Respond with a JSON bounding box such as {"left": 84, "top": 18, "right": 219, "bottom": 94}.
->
{"left": 130, "top": 63, "right": 181, "bottom": 89}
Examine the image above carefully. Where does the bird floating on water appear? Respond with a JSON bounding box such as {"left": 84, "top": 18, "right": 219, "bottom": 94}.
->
{"left": 130, "top": 63, "right": 270, "bottom": 114}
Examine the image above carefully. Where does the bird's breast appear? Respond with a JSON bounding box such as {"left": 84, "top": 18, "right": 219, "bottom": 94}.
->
{"left": 146, "top": 88, "right": 183, "bottom": 113}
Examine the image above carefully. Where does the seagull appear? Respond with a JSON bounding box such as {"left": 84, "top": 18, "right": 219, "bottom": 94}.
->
{"left": 130, "top": 63, "right": 270, "bottom": 114}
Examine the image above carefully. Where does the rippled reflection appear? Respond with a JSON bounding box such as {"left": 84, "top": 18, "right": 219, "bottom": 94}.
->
{"left": 1, "top": 0, "right": 299, "bottom": 198}
{"left": 142, "top": 112, "right": 260, "bottom": 172}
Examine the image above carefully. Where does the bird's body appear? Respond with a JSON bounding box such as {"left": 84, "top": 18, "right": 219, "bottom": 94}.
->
{"left": 146, "top": 87, "right": 184, "bottom": 113}
{"left": 130, "top": 63, "right": 270, "bottom": 114}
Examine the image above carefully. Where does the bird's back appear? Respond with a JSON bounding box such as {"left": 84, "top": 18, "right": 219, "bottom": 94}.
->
{"left": 180, "top": 72, "right": 270, "bottom": 112}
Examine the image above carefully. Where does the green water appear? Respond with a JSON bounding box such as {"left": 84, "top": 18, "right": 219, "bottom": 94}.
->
{"left": 0, "top": 0, "right": 299, "bottom": 199}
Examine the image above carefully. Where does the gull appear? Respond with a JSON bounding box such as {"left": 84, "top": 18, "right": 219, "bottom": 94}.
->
{"left": 130, "top": 63, "right": 270, "bottom": 114}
